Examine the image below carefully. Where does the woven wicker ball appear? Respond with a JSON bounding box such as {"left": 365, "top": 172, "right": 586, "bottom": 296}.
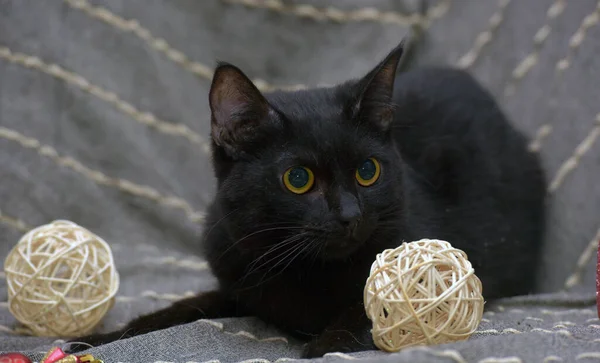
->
{"left": 364, "top": 239, "right": 484, "bottom": 352}
{"left": 3, "top": 220, "right": 119, "bottom": 337}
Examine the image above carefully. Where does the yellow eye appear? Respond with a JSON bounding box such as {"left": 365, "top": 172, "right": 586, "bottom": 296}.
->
{"left": 356, "top": 158, "right": 381, "bottom": 187}
{"left": 283, "top": 166, "right": 315, "bottom": 194}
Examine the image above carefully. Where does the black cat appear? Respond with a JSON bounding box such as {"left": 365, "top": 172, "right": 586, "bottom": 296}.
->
{"left": 69, "top": 40, "right": 546, "bottom": 357}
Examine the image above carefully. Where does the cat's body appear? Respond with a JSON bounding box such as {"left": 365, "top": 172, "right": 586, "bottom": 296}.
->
{"left": 70, "top": 43, "right": 546, "bottom": 357}
{"left": 202, "top": 66, "right": 546, "bottom": 352}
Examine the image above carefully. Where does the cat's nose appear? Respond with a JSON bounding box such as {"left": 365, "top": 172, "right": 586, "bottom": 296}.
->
{"left": 341, "top": 216, "right": 360, "bottom": 235}
{"left": 338, "top": 194, "right": 361, "bottom": 233}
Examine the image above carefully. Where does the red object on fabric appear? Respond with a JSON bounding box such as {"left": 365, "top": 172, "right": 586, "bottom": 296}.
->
{"left": 41, "top": 347, "right": 68, "bottom": 363}
{"left": 597, "top": 238, "right": 600, "bottom": 319}
{"left": 0, "top": 353, "right": 32, "bottom": 363}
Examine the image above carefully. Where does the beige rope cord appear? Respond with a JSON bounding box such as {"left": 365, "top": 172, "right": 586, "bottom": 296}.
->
{"left": 3, "top": 220, "right": 119, "bottom": 337}
{"left": 364, "top": 239, "right": 484, "bottom": 352}
{"left": 222, "top": 0, "right": 451, "bottom": 28}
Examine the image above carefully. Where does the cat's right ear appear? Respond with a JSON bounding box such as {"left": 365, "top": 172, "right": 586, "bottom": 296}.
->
{"left": 209, "top": 62, "right": 273, "bottom": 158}
{"left": 351, "top": 41, "right": 404, "bottom": 133}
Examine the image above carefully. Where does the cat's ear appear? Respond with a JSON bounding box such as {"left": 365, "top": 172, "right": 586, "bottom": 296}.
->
{"left": 353, "top": 41, "right": 404, "bottom": 132}
{"left": 209, "top": 62, "right": 273, "bottom": 157}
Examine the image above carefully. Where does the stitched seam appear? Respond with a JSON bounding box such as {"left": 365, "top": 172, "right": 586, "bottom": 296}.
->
{"left": 564, "top": 224, "right": 600, "bottom": 289}
{"left": 0, "top": 126, "right": 206, "bottom": 223}
{"left": 556, "top": 1, "right": 600, "bottom": 72}
{"left": 531, "top": 1, "right": 600, "bottom": 152}
{"left": 0, "top": 208, "right": 30, "bottom": 232}
{"left": 548, "top": 114, "right": 600, "bottom": 192}
{"left": 0, "top": 216, "right": 206, "bottom": 276}
{"left": 63, "top": 0, "right": 306, "bottom": 92}
{"left": 456, "top": 0, "right": 511, "bottom": 69}
{"left": 528, "top": 124, "right": 553, "bottom": 152}
{"left": 62, "top": 0, "right": 216, "bottom": 77}
{"left": 0, "top": 291, "right": 196, "bottom": 305}
{"left": 116, "top": 290, "right": 196, "bottom": 302}
{"left": 541, "top": 308, "right": 595, "bottom": 315}
{"left": 142, "top": 256, "right": 209, "bottom": 271}
{"left": 196, "top": 319, "right": 289, "bottom": 343}
{"left": 65, "top": 0, "right": 450, "bottom": 93}
{"left": 0, "top": 320, "right": 290, "bottom": 345}
{"left": 221, "top": 0, "right": 451, "bottom": 27}
{"left": 577, "top": 353, "right": 600, "bottom": 360}
{"left": 411, "top": 347, "right": 467, "bottom": 363}
{"left": 323, "top": 353, "right": 357, "bottom": 360}
{"left": 491, "top": 306, "right": 594, "bottom": 316}
{"left": 0, "top": 324, "right": 16, "bottom": 334}
{"left": 503, "top": 0, "right": 567, "bottom": 97}
{"left": 475, "top": 328, "right": 522, "bottom": 334}
{"left": 555, "top": 321, "right": 577, "bottom": 326}
{"left": 476, "top": 328, "right": 574, "bottom": 336}
{"left": 0, "top": 324, "right": 34, "bottom": 335}
{"left": 478, "top": 358, "right": 522, "bottom": 363}
{"left": 0, "top": 46, "right": 210, "bottom": 153}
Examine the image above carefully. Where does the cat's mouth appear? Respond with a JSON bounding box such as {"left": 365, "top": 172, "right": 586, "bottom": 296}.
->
{"left": 318, "top": 224, "right": 375, "bottom": 260}
{"left": 321, "top": 237, "right": 365, "bottom": 260}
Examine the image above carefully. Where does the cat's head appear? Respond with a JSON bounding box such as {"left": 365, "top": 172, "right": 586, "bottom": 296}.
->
{"left": 207, "top": 43, "right": 406, "bottom": 264}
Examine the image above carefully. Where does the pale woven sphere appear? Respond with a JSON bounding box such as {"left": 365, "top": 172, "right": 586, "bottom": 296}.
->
{"left": 364, "top": 239, "right": 484, "bottom": 352}
{"left": 3, "top": 220, "right": 119, "bottom": 337}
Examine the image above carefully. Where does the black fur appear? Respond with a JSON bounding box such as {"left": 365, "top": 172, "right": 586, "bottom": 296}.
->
{"left": 69, "top": 41, "right": 546, "bottom": 357}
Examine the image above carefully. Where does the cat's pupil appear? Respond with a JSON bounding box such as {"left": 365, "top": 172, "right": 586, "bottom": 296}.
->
{"left": 358, "top": 159, "right": 377, "bottom": 180}
{"left": 288, "top": 167, "right": 309, "bottom": 188}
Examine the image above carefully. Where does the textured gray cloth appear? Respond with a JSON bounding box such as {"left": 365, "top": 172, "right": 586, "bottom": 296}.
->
{"left": 1, "top": 0, "right": 600, "bottom": 362}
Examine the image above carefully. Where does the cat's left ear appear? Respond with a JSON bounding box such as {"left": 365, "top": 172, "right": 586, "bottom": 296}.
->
{"left": 209, "top": 62, "right": 276, "bottom": 158}
{"left": 353, "top": 41, "right": 404, "bottom": 132}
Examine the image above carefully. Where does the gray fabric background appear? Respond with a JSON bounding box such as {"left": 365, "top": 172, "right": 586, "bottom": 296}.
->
{"left": 1, "top": 0, "right": 600, "bottom": 362}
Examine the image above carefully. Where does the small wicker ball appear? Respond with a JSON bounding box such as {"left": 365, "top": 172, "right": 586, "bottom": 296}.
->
{"left": 3, "top": 220, "right": 119, "bottom": 337}
{"left": 364, "top": 239, "right": 484, "bottom": 352}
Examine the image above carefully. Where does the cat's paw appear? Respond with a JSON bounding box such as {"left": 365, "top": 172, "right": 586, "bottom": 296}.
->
{"left": 302, "top": 330, "right": 375, "bottom": 358}
{"left": 302, "top": 340, "right": 336, "bottom": 359}
{"left": 300, "top": 337, "right": 356, "bottom": 358}
{"left": 65, "top": 330, "right": 129, "bottom": 353}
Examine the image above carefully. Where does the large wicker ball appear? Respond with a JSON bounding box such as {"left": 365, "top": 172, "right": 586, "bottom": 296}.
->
{"left": 364, "top": 239, "right": 484, "bottom": 352}
{"left": 3, "top": 220, "right": 119, "bottom": 337}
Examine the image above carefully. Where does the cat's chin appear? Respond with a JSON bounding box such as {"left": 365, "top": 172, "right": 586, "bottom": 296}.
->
{"left": 319, "top": 237, "right": 367, "bottom": 261}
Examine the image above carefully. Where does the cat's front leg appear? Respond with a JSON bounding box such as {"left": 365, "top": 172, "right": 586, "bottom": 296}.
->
{"left": 67, "top": 290, "right": 237, "bottom": 352}
{"left": 302, "top": 301, "right": 375, "bottom": 358}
